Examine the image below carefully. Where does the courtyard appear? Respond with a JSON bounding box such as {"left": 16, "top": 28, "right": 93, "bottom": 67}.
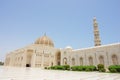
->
{"left": 0, "top": 66, "right": 120, "bottom": 80}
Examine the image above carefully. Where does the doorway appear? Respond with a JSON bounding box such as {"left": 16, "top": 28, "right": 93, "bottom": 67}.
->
{"left": 56, "top": 51, "right": 61, "bottom": 65}
{"left": 26, "top": 64, "right": 31, "bottom": 67}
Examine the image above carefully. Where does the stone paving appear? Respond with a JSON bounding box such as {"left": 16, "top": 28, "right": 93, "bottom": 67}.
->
{"left": 0, "top": 66, "right": 120, "bottom": 80}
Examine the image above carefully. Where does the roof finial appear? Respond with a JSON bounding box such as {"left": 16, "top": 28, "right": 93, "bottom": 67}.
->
{"left": 44, "top": 32, "right": 46, "bottom": 36}
{"left": 93, "top": 16, "right": 97, "bottom": 23}
{"left": 93, "top": 16, "right": 96, "bottom": 19}
{"left": 93, "top": 16, "right": 96, "bottom": 21}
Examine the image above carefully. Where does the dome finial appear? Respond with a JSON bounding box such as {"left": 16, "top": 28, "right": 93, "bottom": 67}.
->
{"left": 44, "top": 32, "right": 46, "bottom": 36}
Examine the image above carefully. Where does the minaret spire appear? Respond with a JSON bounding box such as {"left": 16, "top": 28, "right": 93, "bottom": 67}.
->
{"left": 93, "top": 17, "right": 101, "bottom": 46}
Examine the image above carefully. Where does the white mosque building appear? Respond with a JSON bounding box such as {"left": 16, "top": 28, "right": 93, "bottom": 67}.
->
{"left": 4, "top": 18, "right": 120, "bottom": 68}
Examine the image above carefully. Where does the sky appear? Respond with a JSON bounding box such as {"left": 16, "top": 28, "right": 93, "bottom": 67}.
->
{"left": 0, "top": 0, "right": 120, "bottom": 61}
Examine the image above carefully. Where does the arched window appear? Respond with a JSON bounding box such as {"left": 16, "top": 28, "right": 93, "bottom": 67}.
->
{"left": 72, "top": 58, "right": 75, "bottom": 66}
{"left": 21, "top": 57, "right": 23, "bottom": 61}
{"left": 99, "top": 56, "right": 104, "bottom": 65}
{"left": 112, "top": 55, "right": 118, "bottom": 65}
{"left": 63, "top": 57, "right": 67, "bottom": 65}
{"left": 80, "top": 57, "right": 83, "bottom": 65}
{"left": 89, "top": 56, "right": 93, "bottom": 65}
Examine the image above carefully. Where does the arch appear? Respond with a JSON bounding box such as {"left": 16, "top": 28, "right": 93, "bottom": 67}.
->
{"left": 112, "top": 54, "right": 118, "bottom": 65}
{"left": 21, "top": 56, "right": 23, "bottom": 61}
{"left": 63, "top": 57, "right": 67, "bottom": 65}
{"left": 80, "top": 57, "right": 83, "bottom": 65}
{"left": 55, "top": 51, "right": 61, "bottom": 65}
{"left": 26, "top": 49, "right": 33, "bottom": 67}
{"left": 99, "top": 55, "right": 104, "bottom": 65}
{"left": 89, "top": 56, "right": 93, "bottom": 65}
{"left": 72, "top": 58, "right": 75, "bottom": 66}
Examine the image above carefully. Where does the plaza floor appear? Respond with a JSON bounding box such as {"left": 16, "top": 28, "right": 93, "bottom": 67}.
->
{"left": 0, "top": 66, "right": 120, "bottom": 80}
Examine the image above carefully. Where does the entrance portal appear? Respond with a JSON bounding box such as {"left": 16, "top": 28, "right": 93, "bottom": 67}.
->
{"left": 26, "top": 64, "right": 31, "bottom": 67}
{"left": 26, "top": 49, "right": 33, "bottom": 67}
{"left": 56, "top": 51, "right": 61, "bottom": 65}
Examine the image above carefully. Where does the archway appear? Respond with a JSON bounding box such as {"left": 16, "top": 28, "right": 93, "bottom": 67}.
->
{"left": 56, "top": 51, "right": 61, "bottom": 65}
{"left": 26, "top": 64, "right": 31, "bottom": 67}
{"left": 63, "top": 57, "right": 67, "bottom": 65}
{"left": 72, "top": 58, "right": 75, "bottom": 66}
{"left": 80, "top": 57, "right": 83, "bottom": 65}
{"left": 99, "top": 56, "right": 104, "bottom": 65}
{"left": 89, "top": 56, "right": 93, "bottom": 65}
{"left": 26, "top": 49, "right": 33, "bottom": 67}
{"left": 112, "top": 54, "right": 118, "bottom": 65}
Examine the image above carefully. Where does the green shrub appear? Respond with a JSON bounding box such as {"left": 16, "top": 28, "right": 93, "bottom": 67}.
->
{"left": 97, "top": 64, "right": 105, "bottom": 72}
{"left": 85, "top": 68, "right": 91, "bottom": 71}
{"left": 53, "top": 65, "right": 62, "bottom": 70}
{"left": 99, "top": 68, "right": 106, "bottom": 72}
{"left": 57, "top": 66, "right": 65, "bottom": 70}
{"left": 116, "top": 66, "right": 120, "bottom": 72}
{"left": 85, "top": 65, "right": 96, "bottom": 71}
{"left": 49, "top": 65, "right": 97, "bottom": 72}
{"left": 91, "top": 65, "right": 96, "bottom": 71}
{"left": 71, "top": 66, "right": 78, "bottom": 71}
{"left": 0, "top": 62, "right": 4, "bottom": 65}
{"left": 50, "top": 65, "right": 70, "bottom": 70}
{"left": 82, "top": 66, "right": 86, "bottom": 70}
{"left": 71, "top": 66, "right": 83, "bottom": 71}
{"left": 109, "top": 65, "right": 120, "bottom": 73}
{"left": 110, "top": 69, "right": 117, "bottom": 73}
{"left": 97, "top": 64, "right": 104, "bottom": 70}
{"left": 44, "top": 67, "right": 47, "bottom": 69}
{"left": 50, "top": 66, "right": 55, "bottom": 69}
{"left": 63, "top": 65, "right": 70, "bottom": 70}
{"left": 71, "top": 65, "right": 96, "bottom": 71}
{"left": 54, "top": 66, "right": 57, "bottom": 70}
{"left": 77, "top": 66, "right": 84, "bottom": 71}
{"left": 47, "top": 67, "right": 51, "bottom": 69}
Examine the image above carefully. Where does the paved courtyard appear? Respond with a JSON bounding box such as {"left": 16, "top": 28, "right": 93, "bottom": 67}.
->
{"left": 0, "top": 66, "right": 120, "bottom": 80}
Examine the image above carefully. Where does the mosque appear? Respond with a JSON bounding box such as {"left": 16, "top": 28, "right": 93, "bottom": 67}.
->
{"left": 4, "top": 18, "right": 120, "bottom": 68}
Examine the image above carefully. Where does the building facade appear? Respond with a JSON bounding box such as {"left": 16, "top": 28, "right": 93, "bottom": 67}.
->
{"left": 4, "top": 18, "right": 120, "bottom": 68}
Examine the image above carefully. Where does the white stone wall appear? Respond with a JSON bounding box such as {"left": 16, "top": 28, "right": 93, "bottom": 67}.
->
{"left": 4, "top": 43, "right": 120, "bottom": 68}
{"left": 61, "top": 43, "right": 120, "bottom": 68}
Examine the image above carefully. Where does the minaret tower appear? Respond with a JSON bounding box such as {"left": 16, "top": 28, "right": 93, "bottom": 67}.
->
{"left": 93, "top": 17, "right": 101, "bottom": 46}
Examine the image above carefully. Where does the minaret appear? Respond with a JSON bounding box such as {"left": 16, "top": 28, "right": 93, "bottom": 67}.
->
{"left": 93, "top": 17, "right": 101, "bottom": 46}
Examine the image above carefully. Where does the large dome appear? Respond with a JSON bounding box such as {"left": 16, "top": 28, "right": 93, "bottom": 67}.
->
{"left": 35, "top": 34, "right": 54, "bottom": 47}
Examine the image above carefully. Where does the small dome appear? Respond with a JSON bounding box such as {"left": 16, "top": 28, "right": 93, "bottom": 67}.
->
{"left": 35, "top": 34, "right": 54, "bottom": 47}
{"left": 65, "top": 46, "right": 72, "bottom": 49}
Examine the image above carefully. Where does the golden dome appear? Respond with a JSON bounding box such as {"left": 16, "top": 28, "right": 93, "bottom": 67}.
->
{"left": 35, "top": 34, "right": 54, "bottom": 47}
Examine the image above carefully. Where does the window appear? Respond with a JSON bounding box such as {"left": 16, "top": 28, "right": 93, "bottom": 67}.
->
{"left": 112, "top": 55, "right": 118, "bottom": 65}
{"left": 80, "top": 57, "right": 83, "bottom": 65}
{"left": 89, "top": 57, "right": 93, "bottom": 65}
{"left": 99, "top": 56, "right": 104, "bottom": 65}
{"left": 72, "top": 58, "right": 75, "bottom": 66}
{"left": 63, "top": 57, "right": 67, "bottom": 65}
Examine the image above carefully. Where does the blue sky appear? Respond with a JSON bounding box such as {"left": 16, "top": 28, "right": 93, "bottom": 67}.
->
{"left": 0, "top": 0, "right": 120, "bottom": 61}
